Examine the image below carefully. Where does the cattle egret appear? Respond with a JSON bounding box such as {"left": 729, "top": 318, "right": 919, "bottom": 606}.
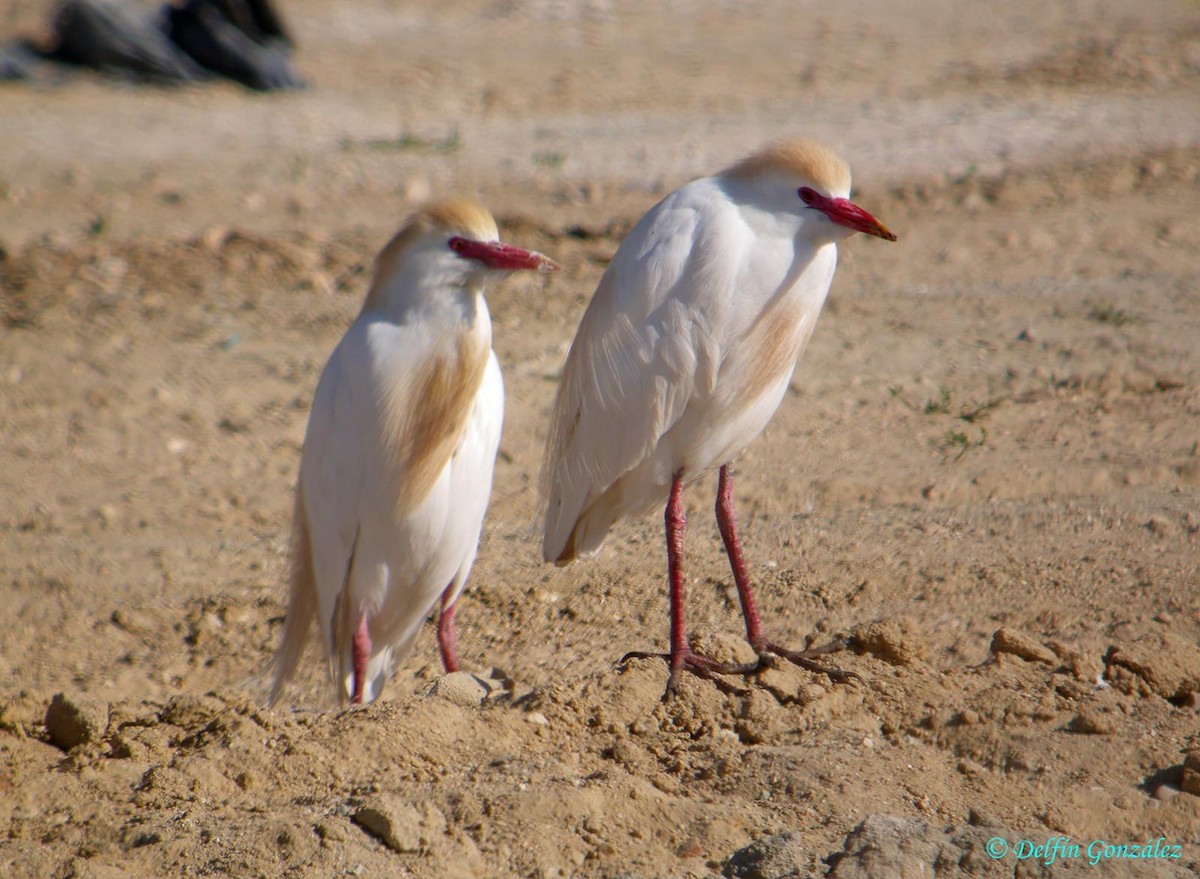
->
{"left": 539, "top": 138, "right": 896, "bottom": 693}
{"left": 270, "top": 199, "right": 558, "bottom": 705}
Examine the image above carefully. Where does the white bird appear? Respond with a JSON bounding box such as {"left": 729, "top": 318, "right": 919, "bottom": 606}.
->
{"left": 539, "top": 138, "right": 896, "bottom": 693}
{"left": 270, "top": 199, "right": 558, "bottom": 705}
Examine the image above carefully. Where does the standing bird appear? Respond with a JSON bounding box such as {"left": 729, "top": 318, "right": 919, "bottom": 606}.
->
{"left": 270, "top": 200, "right": 558, "bottom": 706}
{"left": 540, "top": 139, "right": 896, "bottom": 693}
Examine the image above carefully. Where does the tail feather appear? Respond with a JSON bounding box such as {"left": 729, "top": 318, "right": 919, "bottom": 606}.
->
{"left": 329, "top": 526, "right": 362, "bottom": 705}
{"left": 268, "top": 488, "right": 317, "bottom": 706}
{"left": 549, "top": 483, "right": 623, "bottom": 565}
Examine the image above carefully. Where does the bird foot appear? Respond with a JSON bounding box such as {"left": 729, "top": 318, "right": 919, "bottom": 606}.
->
{"left": 620, "top": 646, "right": 759, "bottom": 698}
{"left": 753, "top": 636, "right": 861, "bottom": 684}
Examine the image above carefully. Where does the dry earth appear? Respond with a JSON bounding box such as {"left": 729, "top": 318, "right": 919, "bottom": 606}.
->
{"left": 2, "top": 1, "right": 1200, "bottom": 877}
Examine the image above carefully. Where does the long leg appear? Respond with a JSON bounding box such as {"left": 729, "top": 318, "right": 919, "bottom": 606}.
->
{"left": 622, "top": 471, "right": 757, "bottom": 696}
{"left": 351, "top": 613, "right": 370, "bottom": 704}
{"left": 715, "top": 464, "right": 858, "bottom": 683}
{"left": 716, "top": 464, "right": 765, "bottom": 644}
{"left": 437, "top": 584, "right": 460, "bottom": 673}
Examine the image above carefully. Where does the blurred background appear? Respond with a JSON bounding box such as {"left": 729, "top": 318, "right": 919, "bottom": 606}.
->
{"left": 2, "top": 2, "right": 1199, "bottom": 878}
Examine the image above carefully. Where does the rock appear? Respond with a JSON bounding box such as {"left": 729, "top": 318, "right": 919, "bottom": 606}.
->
{"left": 856, "top": 618, "right": 925, "bottom": 666}
{"left": 45, "top": 692, "right": 108, "bottom": 750}
{"left": 1105, "top": 633, "right": 1200, "bottom": 702}
{"left": 724, "top": 830, "right": 808, "bottom": 879}
{"left": 353, "top": 797, "right": 445, "bottom": 853}
{"left": 989, "top": 627, "right": 1057, "bottom": 665}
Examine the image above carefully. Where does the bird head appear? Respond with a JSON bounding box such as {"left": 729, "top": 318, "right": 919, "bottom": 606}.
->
{"left": 364, "top": 199, "right": 559, "bottom": 313}
{"left": 727, "top": 138, "right": 897, "bottom": 243}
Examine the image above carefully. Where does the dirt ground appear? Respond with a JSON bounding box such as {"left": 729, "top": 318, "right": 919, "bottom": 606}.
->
{"left": 2, "top": 1, "right": 1200, "bottom": 877}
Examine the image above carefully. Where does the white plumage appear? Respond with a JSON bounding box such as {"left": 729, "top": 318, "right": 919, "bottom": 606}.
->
{"left": 270, "top": 200, "right": 558, "bottom": 705}
{"left": 540, "top": 138, "right": 895, "bottom": 691}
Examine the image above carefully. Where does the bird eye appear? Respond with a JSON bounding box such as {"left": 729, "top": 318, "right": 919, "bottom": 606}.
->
{"left": 449, "top": 236, "right": 469, "bottom": 253}
{"left": 798, "top": 187, "right": 818, "bottom": 205}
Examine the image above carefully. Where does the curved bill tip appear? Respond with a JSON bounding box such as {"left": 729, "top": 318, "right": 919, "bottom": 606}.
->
{"left": 532, "top": 251, "right": 561, "bottom": 273}
{"left": 872, "top": 223, "right": 898, "bottom": 243}
{"left": 455, "top": 238, "right": 561, "bottom": 272}
{"left": 817, "top": 196, "right": 898, "bottom": 242}
{"left": 841, "top": 204, "right": 897, "bottom": 242}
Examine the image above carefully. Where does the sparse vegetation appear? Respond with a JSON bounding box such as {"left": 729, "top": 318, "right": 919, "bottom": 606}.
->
{"left": 532, "top": 151, "right": 567, "bottom": 169}
{"left": 1087, "top": 302, "right": 1138, "bottom": 326}
{"left": 339, "top": 129, "right": 460, "bottom": 153}
{"left": 940, "top": 426, "right": 988, "bottom": 460}
{"left": 889, "top": 385, "right": 1004, "bottom": 460}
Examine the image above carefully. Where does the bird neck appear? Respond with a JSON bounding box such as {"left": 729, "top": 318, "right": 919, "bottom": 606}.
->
{"left": 362, "top": 261, "right": 489, "bottom": 330}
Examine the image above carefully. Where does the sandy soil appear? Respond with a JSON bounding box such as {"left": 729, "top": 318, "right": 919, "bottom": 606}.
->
{"left": 2, "top": 1, "right": 1200, "bottom": 876}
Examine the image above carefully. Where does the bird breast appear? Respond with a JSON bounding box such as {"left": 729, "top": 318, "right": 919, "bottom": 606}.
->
{"left": 678, "top": 241, "right": 836, "bottom": 472}
{"left": 378, "top": 325, "right": 492, "bottom": 515}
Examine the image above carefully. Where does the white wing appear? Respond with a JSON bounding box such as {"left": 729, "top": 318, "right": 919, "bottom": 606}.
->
{"left": 267, "top": 332, "right": 371, "bottom": 704}
{"left": 296, "top": 323, "right": 377, "bottom": 627}
{"left": 274, "top": 314, "right": 492, "bottom": 701}
{"left": 540, "top": 179, "right": 754, "bottom": 563}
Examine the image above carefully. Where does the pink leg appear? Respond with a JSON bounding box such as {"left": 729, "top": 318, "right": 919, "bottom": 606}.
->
{"left": 716, "top": 464, "right": 857, "bottom": 683}
{"left": 715, "top": 464, "right": 765, "bottom": 645}
{"left": 437, "top": 584, "right": 459, "bottom": 673}
{"left": 351, "top": 613, "right": 371, "bottom": 704}
{"left": 665, "top": 471, "right": 689, "bottom": 667}
{"left": 624, "top": 471, "right": 757, "bottom": 696}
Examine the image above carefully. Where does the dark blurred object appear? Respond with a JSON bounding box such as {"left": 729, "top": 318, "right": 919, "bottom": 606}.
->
{"left": 0, "top": 41, "right": 43, "bottom": 81}
{"left": 165, "top": 0, "right": 303, "bottom": 91}
{"left": 51, "top": 0, "right": 202, "bottom": 82}
{"left": 233, "top": 0, "right": 294, "bottom": 47}
{"left": 4, "top": 0, "right": 303, "bottom": 90}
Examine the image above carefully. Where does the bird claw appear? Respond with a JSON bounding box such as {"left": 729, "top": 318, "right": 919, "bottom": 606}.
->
{"left": 755, "top": 637, "right": 862, "bottom": 685}
{"left": 620, "top": 646, "right": 757, "bottom": 698}
{"left": 620, "top": 635, "right": 860, "bottom": 696}
{"left": 618, "top": 649, "right": 668, "bottom": 667}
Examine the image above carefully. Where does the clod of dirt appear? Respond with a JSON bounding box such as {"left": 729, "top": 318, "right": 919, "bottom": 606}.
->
{"left": 989, "top": 627, "right": 1057, "bottom": 665}
{"left": 723, "top": 830, "right": 809, "bottom": 879}
{"left": 1047, "top": 640, "right": 1103, "bottom": 683}
{"left": 1105, "top": 632, "right": 1200, "bottom": 702}
{"left": 690, "top": 630, "right": 759, "bottom": 666}
{"left": 1181, "top": 749, "right": 1200, "bottom": 797}
{"left": 353, "top": 797, "right": 446, "bottom": 853}
{"left": 826, "top": 814, "right": 1032, "bottom": 879}
{"left": 1068, "top": 709, "right": 1116, "bottom": 735}
{"left": 424, "top": 672, "right": 491, "bottom": 708}
{"left": 160, "top": 693, "right": 228, "bottom": 728}
{"left": 45, "top": 692, "right": 108, "bottom": 750}
{"left": 855, "top": 618, "right": 926, "bottom": 666}
{"left": 827, "top": 815, "right": 943, "bottom": 878}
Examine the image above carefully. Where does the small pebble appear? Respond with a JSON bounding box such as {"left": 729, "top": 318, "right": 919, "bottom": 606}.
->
{"left": 990, "top": 627, "right": 1057, "bottom": 665}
